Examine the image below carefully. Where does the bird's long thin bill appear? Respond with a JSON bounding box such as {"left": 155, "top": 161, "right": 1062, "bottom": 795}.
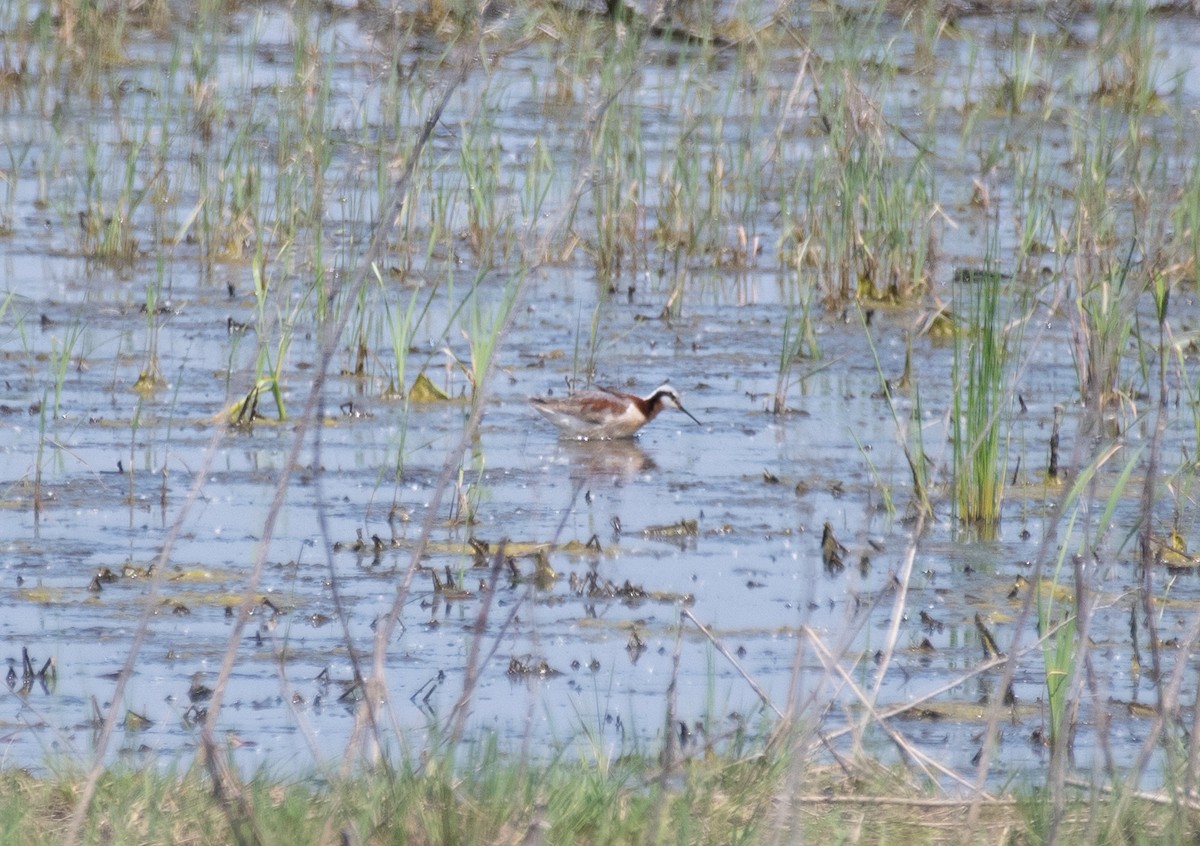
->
{"left": 680, "top": 407, "right": 702, "bottom": 426}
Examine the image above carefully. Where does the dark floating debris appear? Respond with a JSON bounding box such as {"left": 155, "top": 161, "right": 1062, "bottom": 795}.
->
{"left": 504, "top": 551, "right": 556, "bottom": 591}
{"left": 1007, "top": 574, "right": 1030, "bottom": 600}
{"left": 626, "top": 630, "right": 646, "bottom": 664}
{"left": 432, "top": 566, "right": 474, "bottom": 601}
{"left": 410, "top": 670, "right": 445, "bottom": 707}
{"left": 6, "top": 647, "right": 52, "bottom": 696}
{"left": 189, "top": 672, "right": 213, "bottom": 703}
{"left": 1048, "top": 405, "right": 1063, "bottom": 480}
{"left": 183, "top": 704, "right": 207, "bottom": 727}
{"left": 227, "top": 315, "right": 251, "bottom": 335}
{"left": 566, "top": 570, "right": 692, "bottom": 605}
{"left": 468, "top": 536, "right": 490, "bottom": 564}
{"left": 507, "top": 656, "right": 561, "bottom": 678}
{"left": 974, "top": 613, "right": 1004, "bottom": 660}
{"left": 334, "top": 527, "right": 398, "bottom": 555}
{"left": 338, "top": 400, "right": 371, "bottom": 418}
{"left": 821, "top": 522, "right": 847, "bottom": 574}
{"left": 952, "top": 267, "right": 1011, "bottom": 285}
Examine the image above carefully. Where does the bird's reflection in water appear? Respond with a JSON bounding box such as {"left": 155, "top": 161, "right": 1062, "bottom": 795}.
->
{"left": 558, "top": 438, "right": 656, "bottom": 485}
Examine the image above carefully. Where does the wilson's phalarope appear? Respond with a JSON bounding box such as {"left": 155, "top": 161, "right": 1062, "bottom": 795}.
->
{"left": 530, "top": 383, "right": 702, "bottom": 440}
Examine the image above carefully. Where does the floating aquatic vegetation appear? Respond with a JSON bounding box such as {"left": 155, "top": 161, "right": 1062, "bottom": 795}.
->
{"left": 641, "top": 519, "right": 698, "bottom": 539}
{"left": 409, "top": 371, "right": 451, "bottom": 402}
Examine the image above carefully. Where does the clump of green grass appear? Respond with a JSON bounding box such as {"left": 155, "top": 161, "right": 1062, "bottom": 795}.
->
{"left": 1069, "top": 246, "right": 1142, "bottom": 430}
{"left": 1090, "top": 0, "right": 1161, "bottom": 114}
{"left": 591, "top": 72, "right": 644, "bottom": 286}
{"left": 951, "top": 263, "right": 1009, "bottom": 528}
{"left": 459, "top": 100, "right": 503, "bottom": 258}
{"left": 0, "top": 736, "right": 784, "bottom": 845}
{"left": 460, "top": 274, "right": 519, "bottom": 406}
{"left": 771, "top": 296, "right": 820, "bottom": 416}
{"left": 18, "top": 746, "right": 1200, "bottom": 846}
{"left": 78, "top": 131, "right": 157, "bottom": 263}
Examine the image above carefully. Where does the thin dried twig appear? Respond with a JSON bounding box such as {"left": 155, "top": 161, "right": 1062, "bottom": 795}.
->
{"left": 805, "top": 625, "right": 995, "bottom": 798}
{"left": 683, "top": 608, "right": 784, "bottom": 720}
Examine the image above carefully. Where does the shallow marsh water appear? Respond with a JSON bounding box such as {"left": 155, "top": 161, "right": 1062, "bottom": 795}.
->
{"left": 2, "top": 0, "right": 1200, "bottom": 793}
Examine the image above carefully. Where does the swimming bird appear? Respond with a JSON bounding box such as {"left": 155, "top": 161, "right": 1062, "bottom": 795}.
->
{"left": 530, "top": 383, "right": 702, "bottom": 440}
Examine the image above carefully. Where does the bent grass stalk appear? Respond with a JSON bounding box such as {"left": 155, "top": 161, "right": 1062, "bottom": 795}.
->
{"left": 1071, "top": 243, "right": 1141, "bottom": 426}
{"left": 461, "top": 273, "right": 520, "bottom": 404}
{"left": 33, "top": 390, "right": 47, "bottom": 527}
{"left": 858, "top": 305, "right": 931, "bottom": 518}
{"left": 1040, "top": 446, "right": 1140, "bottom": 755}
{"left": 568, "top": 302, "right": 602, "bottom": 389}
{"left": 0, "top": 140, "right": 31, "bottom": 235}
{"left": 48, "top": 321, "right": 82, "bottom": 417}
{"left": 1038, "top": 531, "right": 1077, "bottom": 758}
{"left": 459, "top": 100, "right": 501, "bottom": 257}
{"left": 378, "top": 265, "right": 428, "bottom": 399}
{"left": 127, "top": 397, "right": 143, "bottom": 506}
{"left": 133, "top": 273, "right": 166, "bottom": 394}
{"left": 773, "top": 283, "right": 820, "bottom": 415}
{"left": 849, "top": 427, "right": 894, "bottom": 519}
